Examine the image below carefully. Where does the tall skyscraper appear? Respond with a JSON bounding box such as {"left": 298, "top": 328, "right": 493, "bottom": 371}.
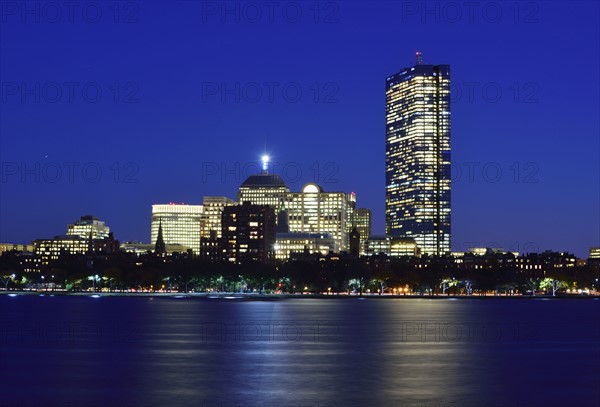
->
{"left": 385, "top": 52, "right": 451, "bottom": 256}
{"left": 151, "top": 203, "right": 203, "bottom": 254}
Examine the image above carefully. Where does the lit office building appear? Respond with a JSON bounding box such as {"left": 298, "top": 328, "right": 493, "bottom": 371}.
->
{"left": 151, "top": 203, "right": 203, "bottom": 255}
{"left": 589, "top": 247, "right": 600, "bottom": 267}
{"left": 467, "top": 247, "right": 516, "bottom": 256}
{"left": 67, "top": 215, "right": 110, "bottom": 239}
{"left": 364, "top": 236, "right": 420, "bottom": 257}
{"left": 0, "top": 243, "right": 34, "bottom": 253}
{"left": 222, "top": 202, "right": 276, "bottom": 264}
{"left": 29, "top": 216, "right": 119, "bottom": 272}
{"left": 274, "top": 232, "right": 338, "bottom": 261}
{"left": 390, "top": 238, "right": 420, "bottom": 257}
{"left": 353, "top": 208, "right": 372, "bottom": 252}
{"left": 238, "top": 156, "right": 356, "bottom": 252}
{"left": 238, "top": 174, "right": 290, "bottom": 208}
{"left": 33, "top": 233, "right": 119, "bottom": 270}
{"left": 386, "top": 51, "right": 451, "bottom": 256}
{"left": 238, "top": 155, "right": 290, "bottom": 208}
{"left": 239, "top": 176, "right": 355, "bottom": 252}
{"left": 34, "top": 236, "right": 90, "bottom": 264}
{"left": 121, "top": 241, "right": 190, "bottom": 255}
{"left": 200, "top": 196, "right": 237, "bottom": 239}
{"left": 286, "top": 183, "right": 355, "bottom": 252}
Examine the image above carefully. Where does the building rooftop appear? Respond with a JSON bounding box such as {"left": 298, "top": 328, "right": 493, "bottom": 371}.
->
{"left": 367, "top": 236, "right": 417, "bottom": 243}
{"left": 79, "top": 215, "right": 99, "bottom": 221}
{"left": 240, "top": 174, "right": 289, "bottom": 189}
{"left": 277, "top": 232, "right": 333, "bottom": 239}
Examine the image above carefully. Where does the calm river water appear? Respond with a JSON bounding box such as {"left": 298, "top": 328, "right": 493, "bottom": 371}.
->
{"left": 1, "top": 295, "right": 598, "bottom": 407}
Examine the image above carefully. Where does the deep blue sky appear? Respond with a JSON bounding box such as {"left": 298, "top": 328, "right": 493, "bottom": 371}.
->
{"left": 1, "top": 1, "right": 599, "bottom": 257}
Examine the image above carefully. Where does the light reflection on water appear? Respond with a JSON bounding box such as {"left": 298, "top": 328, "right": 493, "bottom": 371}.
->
{"left": 1, "top": 296, "right": 598, "bottom": 407}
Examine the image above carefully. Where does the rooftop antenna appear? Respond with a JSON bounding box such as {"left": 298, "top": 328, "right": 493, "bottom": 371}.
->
{"left": 416, "top": 50, "right": 423, "bottom": 65}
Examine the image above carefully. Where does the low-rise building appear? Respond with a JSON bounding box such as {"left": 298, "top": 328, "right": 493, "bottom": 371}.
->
{"left": 120, "top": 241, "right": 190, "bottom": 255}
{"left": 0, "top": 243, "right": 34, "bottom": 253}
{"left": 274, "top": 232, "right": 337, "bottom": 261}
{"left": 364, "top": 236, "right": 420, "bottom": 257}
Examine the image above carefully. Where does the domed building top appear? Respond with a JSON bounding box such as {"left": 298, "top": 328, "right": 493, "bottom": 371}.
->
{"left": 302, "top": 183, "right": 323, "bottom": 193}
{"left": 240, "top": 174, "right": 289, "bottom": 189}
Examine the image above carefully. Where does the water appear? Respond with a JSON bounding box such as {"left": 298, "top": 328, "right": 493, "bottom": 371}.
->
{"left": 1, "top": 295, "right": 599, "bottom": 407}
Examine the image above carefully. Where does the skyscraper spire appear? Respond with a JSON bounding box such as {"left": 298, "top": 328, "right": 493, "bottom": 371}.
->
{"left": 154, "top": 218, "right": 166, "bottom": 254}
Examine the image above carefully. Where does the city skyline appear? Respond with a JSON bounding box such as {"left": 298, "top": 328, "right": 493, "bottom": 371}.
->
{"left": 2, "top": 143, "right": 600, "bottom": 258}
{"left": 1, "top": 2, "right": 599, "bottom": 258}
{"left": 2, "top": 4, "right": 599, "bottom": 407}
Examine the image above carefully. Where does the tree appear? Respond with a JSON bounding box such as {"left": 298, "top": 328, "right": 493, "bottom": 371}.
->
{"left": 540, "top": 278, "right": 566, "bottom": 296}
{"left": 103, "top": 267, "right": 123, "bottom": 292}
{"left": 525, "top": 277, "right": 540, "bottom": 296}
{"left": 440, "top": 278, "right": 457, "bottom": 295}
{"left": 0, "top": 273, "right": 16, "bottom": 290}
{"left": 0, "top": 252, "right": 20, "bottom": 290}
{"left": 462, "top": 280, "right": 474, "bottom": 296}
{"left": 348, "top": 261, "right": 370, "bottom": 295}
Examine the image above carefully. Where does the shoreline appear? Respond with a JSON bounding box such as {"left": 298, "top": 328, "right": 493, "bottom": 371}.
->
{"left": 1, "top": 290, "right": 598, "bottom": 300}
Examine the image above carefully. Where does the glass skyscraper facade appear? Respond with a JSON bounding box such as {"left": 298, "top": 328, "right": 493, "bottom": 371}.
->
{"left": 385, "top": 55, "right": 451, "bottom": 255}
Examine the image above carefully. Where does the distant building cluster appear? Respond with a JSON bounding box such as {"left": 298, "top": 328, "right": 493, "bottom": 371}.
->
{"left": 146, "top": 163, "right": 368, "bottom": 264}
{"left": 19, "top": 216, "right": 119, "bottom": 272}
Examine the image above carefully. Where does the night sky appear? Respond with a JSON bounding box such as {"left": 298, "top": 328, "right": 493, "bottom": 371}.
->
{"left": 1, "top": 1, "right": 598, "bottom": 257}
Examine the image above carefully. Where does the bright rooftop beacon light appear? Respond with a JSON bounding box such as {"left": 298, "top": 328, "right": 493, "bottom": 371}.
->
{"left": 261, "top": 155, "right": 270, "bottom": 173}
